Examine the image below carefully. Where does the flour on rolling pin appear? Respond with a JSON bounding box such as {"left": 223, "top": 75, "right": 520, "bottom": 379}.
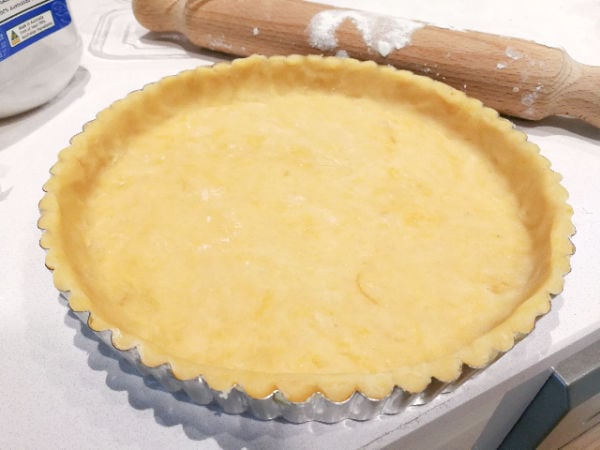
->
{"left": 305, "top": 10, "right": 540, "bottom": 116}
{"left": 307, "top": 9, "right": 424, "bottom": 58}
{"left": 131, "top": 0, "right": 600, "bottom": 127}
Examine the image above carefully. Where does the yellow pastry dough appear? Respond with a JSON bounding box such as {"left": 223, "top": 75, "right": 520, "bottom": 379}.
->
{"left": 40, "top": 55, "right": 573, "bottom": 402}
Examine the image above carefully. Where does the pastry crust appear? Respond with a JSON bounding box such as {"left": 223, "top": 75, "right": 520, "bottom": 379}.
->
{"left": 39, "top": 55, "right": 574, "bottom": 403}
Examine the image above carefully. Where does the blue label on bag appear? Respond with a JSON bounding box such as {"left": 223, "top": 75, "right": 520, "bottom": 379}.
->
{"left": 0, "top": 0, "right": 72, "bottom": 61}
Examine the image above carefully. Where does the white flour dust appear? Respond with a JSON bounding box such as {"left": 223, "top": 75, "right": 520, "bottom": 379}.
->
{"left": 521, "top": 85, "right": 543, "bottom": 111}
{"left": 307, "top": 9, "right": 424, "bottom": 57}
{"left": 505, "top": 46, "right": 524, "bottom": 60}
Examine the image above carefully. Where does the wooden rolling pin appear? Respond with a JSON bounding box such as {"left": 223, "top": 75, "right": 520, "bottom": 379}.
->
{"left": 133, "top": 0, "right": 600, "bottom": 127}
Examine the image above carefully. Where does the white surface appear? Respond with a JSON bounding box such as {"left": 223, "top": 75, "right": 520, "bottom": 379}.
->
{"left": 1, "top": 1, "right": 599, "bottom": 449}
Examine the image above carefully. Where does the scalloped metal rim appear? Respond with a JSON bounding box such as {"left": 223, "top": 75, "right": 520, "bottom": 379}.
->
{"left": 66, "top": 294, "right": 481, "bottom": 423}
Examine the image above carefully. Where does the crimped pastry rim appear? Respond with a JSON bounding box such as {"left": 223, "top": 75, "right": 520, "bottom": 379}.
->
{"left": 38, "top": 54, "right": 575, "bottom": 407}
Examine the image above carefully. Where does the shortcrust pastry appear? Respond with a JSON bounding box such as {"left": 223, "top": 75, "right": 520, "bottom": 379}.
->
{"left": 39, "top": 55, "right": 573, "bottom": 403}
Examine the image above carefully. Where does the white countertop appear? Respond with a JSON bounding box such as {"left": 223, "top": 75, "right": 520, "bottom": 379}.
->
{"left": 1, "top": 1, "right": 599, "bottom": 449}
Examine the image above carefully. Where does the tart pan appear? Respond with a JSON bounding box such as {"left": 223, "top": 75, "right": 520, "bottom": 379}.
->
{"left": 39, "top": 55, "right": 574, "bottom": 422}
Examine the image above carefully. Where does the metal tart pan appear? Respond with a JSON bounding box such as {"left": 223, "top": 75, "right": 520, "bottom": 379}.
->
{"left": 68, "top": 295, "right": 481, "bottom": 423}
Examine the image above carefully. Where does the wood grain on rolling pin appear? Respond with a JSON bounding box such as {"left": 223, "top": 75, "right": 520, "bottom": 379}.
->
{"left": 133, "top": 0, "right": 600, "bottom": 127}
